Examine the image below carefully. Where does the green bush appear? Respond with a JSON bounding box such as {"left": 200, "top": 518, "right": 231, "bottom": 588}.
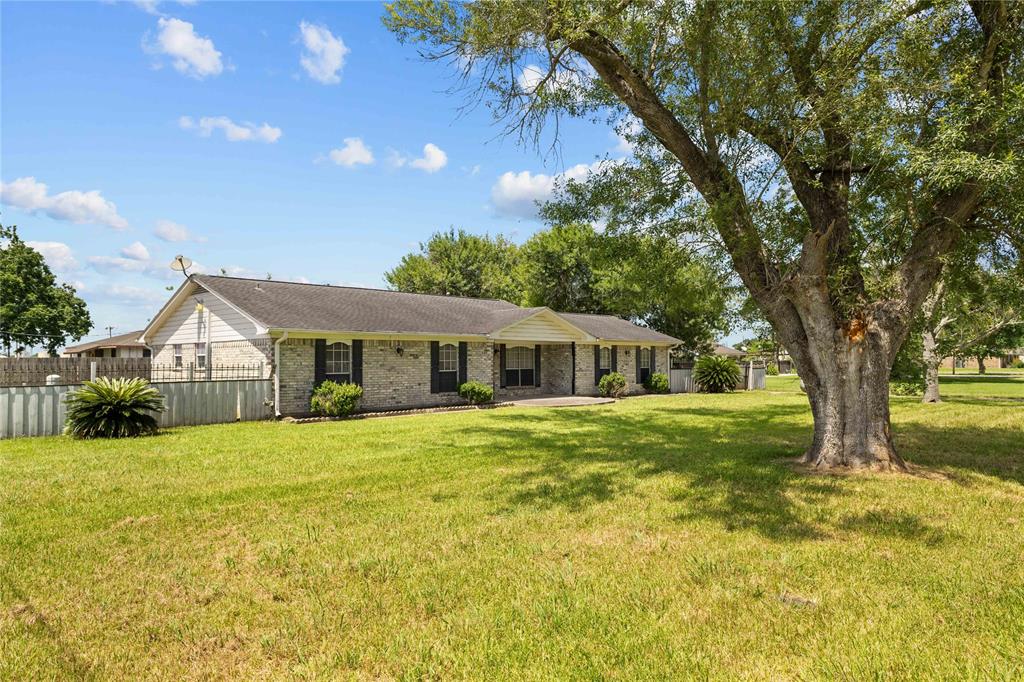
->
{"left": 458, "top": 380, "right": 494, "bottom": 404}
{"left": 1011, "top": 359, "right": 1024, "bottom": 369}
{"left": 693, "top": 355, "right": 741, "bottom": 393}
{"left": 765, "top": 362, "right": 780, "bottom": 376}
{"left": 64, "top": 377, "right": 165, "bottom": 439}
{"left": 643, "top": 372, "right": 670, "bottom": 394}
{"left": 310, "top": 380, "right": 363, "bottom": 417}
{"left": 890, "top": 381, "right": 924, "bottom": 396}
{"left": 598, "top": 371, "right": 628, "bottom": 398}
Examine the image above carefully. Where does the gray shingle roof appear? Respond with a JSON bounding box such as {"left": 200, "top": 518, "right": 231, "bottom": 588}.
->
{"left": 64, "top": 330, "right": 145, "bottom": 354}
{"left": 193, "top": 275, "right": 681, "bottom": 343}
{"left": 558, "top": 313, "right": 681, "bottom": 343}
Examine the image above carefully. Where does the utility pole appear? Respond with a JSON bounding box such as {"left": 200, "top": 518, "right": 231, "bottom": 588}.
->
{"left": 105, "top": 326, "right": 115, "bottom": 337}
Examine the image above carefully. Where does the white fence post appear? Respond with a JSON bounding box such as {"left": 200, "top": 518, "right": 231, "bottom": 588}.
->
{"left": 90, "top": 361, "right": 97, "bottom": 381}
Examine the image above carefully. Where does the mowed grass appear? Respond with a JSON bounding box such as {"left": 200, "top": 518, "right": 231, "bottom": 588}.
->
{"left": 768, "top": 372, "right": 1024, "bottom": 398}
{"left": 2, "top": 390, "right": 1023, "bottom": 680}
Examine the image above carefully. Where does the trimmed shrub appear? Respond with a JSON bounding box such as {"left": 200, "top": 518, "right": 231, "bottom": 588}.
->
{"left": 598, "top": 371, "right": 628, "bottom": 398}
{"left": 766, "top": 362, "right": 780, "bottom": 376}
{"left": 890, "top": 381, "right": 924, "bottom": 396}
{"left": 1011, "top": 359, "right": 1024, "bottom": 369}
{"left": 693, "top": 355, "right": 741, "bottom": 393}
{"left": 643, "top": 372, "right": 670, "bottom": 394}
{"left": 64, "top": 377, "right": 165, "bottom": 439}
{"left": 458, "top": 380, "right": 494, "bottom": 405}
{"left": 310, "top": 380, "right": 363, "bottom": 417}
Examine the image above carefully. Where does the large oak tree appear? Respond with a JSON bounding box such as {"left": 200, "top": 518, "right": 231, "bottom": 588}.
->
{"left": 386, "top": 0, "right": 1022, "bottom": 469}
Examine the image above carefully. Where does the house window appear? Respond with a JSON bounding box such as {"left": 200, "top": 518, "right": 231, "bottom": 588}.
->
{"left": 326, "top": 342, "right": 351, "bottom": 383}
{"left": 438, "top": 343, "right": 459, "bottom": 392}
{"left": 109, "top": 348, "right": 117, "bottom": 358}
{"left": 505, "top": 346, "right": 535, "bottom": 387}
{"left": 173, "top": 344, "right": 182, "bottom": 368}
{"left": 196, "top": 342, "right": 207, "bottom": 369}
{"left": 639, "top": 347, "right": 651, "bottom": 383}
{"left": 143, "top": 348, "right": 152, "bottom": 358}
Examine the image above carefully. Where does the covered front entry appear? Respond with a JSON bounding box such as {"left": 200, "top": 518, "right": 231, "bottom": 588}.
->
{"left": 492, "top": 342, "right": 576, "bottom": 401}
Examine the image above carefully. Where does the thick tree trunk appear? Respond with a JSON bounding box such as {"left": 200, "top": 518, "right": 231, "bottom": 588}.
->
{"left": 922, "top": 331, "right": 942, "bottom": 403}
{"left": 789, "top": 308, "right": 907, "bottom": 471}
{"left": 977, "top": 356, "right": 986, "bottom": 374}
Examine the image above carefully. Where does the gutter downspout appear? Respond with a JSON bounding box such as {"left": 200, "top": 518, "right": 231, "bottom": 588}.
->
{"left": 273, "top": 331, "right": 288, "bottom": 418}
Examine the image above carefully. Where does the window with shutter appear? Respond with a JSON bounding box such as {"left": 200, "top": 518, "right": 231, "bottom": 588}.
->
{"left": 438, "top": 343, "right": 459, "bottom": 392}
{"left": 504, "top": 346, "right": 535, "bottom": 387}
{"left": 326, "top": 342, "right": 352, "bottom": 383}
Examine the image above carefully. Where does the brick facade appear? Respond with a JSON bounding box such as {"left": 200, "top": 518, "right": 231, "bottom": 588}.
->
{"left": 360, "top": 340, "right": 492, "bottom": 411}
{"left": 273, "top": 337, "right": 672, "bottom": 416}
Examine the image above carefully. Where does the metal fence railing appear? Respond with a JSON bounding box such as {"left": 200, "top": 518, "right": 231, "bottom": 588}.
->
{"left": 150, "top": 363, "right": 266, "bottom": 382}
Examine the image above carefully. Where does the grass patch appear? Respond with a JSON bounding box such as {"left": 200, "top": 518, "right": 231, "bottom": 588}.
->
{"left": 767, "top": 373, "right": 1024, "bottom": 399}
{"left": 2, "top": 391, "right": 1023, "bottom": 678}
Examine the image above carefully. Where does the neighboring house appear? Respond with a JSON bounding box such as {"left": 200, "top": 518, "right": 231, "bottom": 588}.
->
{"left": 713, "top": 344, "right": 745, "bottom": 359}
{"left": 63, "top": 330, "right": 150, "bottom": 358}
{"left": 139, "top": 275, "right": 681, "bottom": 416}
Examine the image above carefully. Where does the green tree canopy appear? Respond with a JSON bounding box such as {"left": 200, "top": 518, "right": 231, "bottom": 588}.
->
{"left": 384, "top": 228, "right": 524, "bottom": 302}
{"left": 0, "top": 224, "right": 92, "bottom": 355}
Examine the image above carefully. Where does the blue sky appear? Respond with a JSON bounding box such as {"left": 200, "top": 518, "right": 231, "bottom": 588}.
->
{"left": 2, "top": 0, "right": 630, "bottom": 346}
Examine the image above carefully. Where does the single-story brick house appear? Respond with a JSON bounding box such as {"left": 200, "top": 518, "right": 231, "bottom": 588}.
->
{"left": 139, "top": 275, "right": 681, "bottom": 415}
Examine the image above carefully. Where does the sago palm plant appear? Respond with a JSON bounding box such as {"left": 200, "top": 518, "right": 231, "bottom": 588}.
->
{"left": 693, "top": 355, "right": 742, "bottom": 393}
{"left": 64, "top": 377, "right": 166, "bottom": 438}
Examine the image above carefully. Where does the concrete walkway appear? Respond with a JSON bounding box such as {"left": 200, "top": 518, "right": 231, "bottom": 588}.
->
{"left": 507, "top": 395, "right": 615, "bottom": 408}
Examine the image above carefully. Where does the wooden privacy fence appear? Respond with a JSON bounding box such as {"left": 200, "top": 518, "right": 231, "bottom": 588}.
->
{"left": 669, "top": 368, "right": 694, "bottom": 393}
{"left": 0, "top": 379, "right": 273, "bottom": 439}
{"left": 0, "top": 357, "right": 151, "bottom": 387}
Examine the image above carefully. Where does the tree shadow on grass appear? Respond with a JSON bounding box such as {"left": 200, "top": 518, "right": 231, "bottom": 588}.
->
{"left": 453, "top": 398, "right": 1021, "bottom": 543}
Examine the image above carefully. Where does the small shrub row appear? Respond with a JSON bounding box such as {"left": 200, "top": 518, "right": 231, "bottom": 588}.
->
{"left": 643, "top": 372, "right": 670, "bottom": 394}
{"left": 310, "top": 381, "right": 363, "bottom": 417}
{"left": 458, "top": 380, "right": 494, "bottom": 404}
{"left": 599, "top": 372, "right": 628, "bottom": 398}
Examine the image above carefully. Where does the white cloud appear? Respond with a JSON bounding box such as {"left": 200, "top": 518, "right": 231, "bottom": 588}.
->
{"left": 490, "top": 161, "right": 610, "bottom": 219}
{"left": 1, "top": 177, "right": 129, "bottom": 230}
{"left": 120, "top": 241, "right": 151, "bottom": 261}
{"left": 179, "top": 115, "right": 281, "bottom": 143}
{"left": 26, "top": 241, "right": 78, "bottom": 272}
{"left": 147, "top": 17, "right": 223, "bottom": 79}
{"left": 388, "top": 143, "right": 449, "bottom": 173}
{"left": 328, "top": 137, "right": 374, "bottom": 167}
{"left": 409, "top": 143, "right": 448, "bottom": 173}
{"left": 97, "top": 285, "right": 170, "bottom": 305}
{"left": 298, "top": 21, "right": 348, "bottom": 85}
{"left": 153, "top": 219, "right": 202, "bottom": 242}
{"left": 89, "top": 252, "right": 207, "bottom": 281}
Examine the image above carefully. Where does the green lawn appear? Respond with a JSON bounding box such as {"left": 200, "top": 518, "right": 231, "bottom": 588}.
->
{"left": 768, "top": 372, "right": 1024, "bottom": 398}
{"left": 2, "top": 390, "right": 1023, "bottom": 679}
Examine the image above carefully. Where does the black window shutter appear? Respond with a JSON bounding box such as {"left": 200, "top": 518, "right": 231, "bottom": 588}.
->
{"left": 571, "top": 342, "right": 576, "bottom": 395}
{"left": 314, "top": 339, "right": 326, "bottom": 387}
{"left": 458, "top": 342, "right": 468, "bottom": 385}
{"left": 611, "top": 346, "right": 618, "bottom": 372}
{"left": 430, "top": 341, "right": 440, "bottom": 393}
{"left": 650, "top": 346, "right": 656, "bottom": 372}
{"left": 351, "top": 340, "right": 363, "bottom": 386}
{"left": 594, "top": 345, "right": 601, "bottom": 385}
{"left": 534, "top": 345, "right": 542, "bottom": 387}
{"left": 636, "top": 346, "right": 642, "bottom": 383}
{"left": 499, "top": 344, "right": 507, "bottom": 388}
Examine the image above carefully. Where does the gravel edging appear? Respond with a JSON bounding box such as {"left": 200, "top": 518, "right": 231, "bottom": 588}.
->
{"left": 283, "top": 401, "right": 514, "bottom": 424}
